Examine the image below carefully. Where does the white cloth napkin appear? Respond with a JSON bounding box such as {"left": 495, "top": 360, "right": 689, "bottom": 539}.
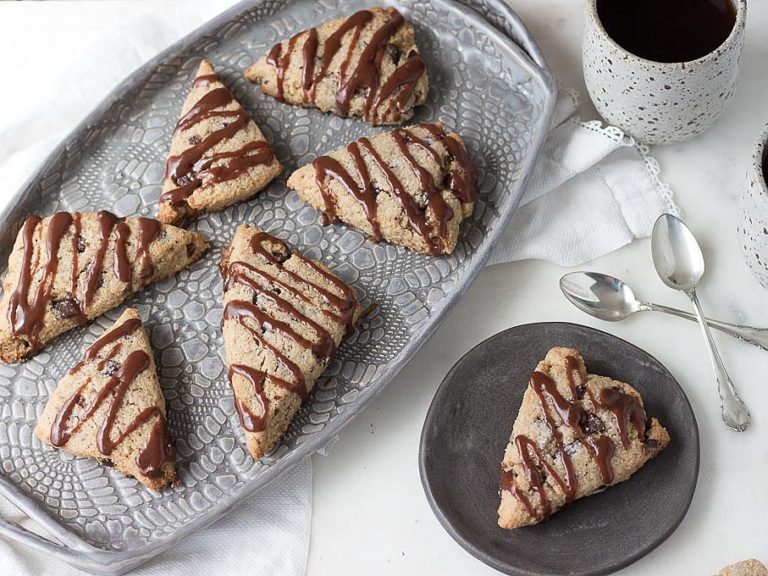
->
{"left": 0, "top": 464, "right": 311, "bottom": 576}
{"left": 0, "top": 2, "right": 677, "bottom": 575}
{"left": 488, "top": 87, "right": 678, "bottom": 266}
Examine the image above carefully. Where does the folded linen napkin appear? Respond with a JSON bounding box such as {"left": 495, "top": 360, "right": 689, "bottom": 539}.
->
{"left": 488, "top": 86, "right": 678, "bottom": 266}
{"left": 0, "top": 1, "right": 676, "bottom": 575}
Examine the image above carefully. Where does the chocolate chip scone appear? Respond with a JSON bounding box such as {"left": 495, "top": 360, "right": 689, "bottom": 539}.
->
{"left": 220, "top": 225, "right": 364, "bottom": 459}
{"left": 35, "top": 309, "right": 176, "bottom": 491}
{"left": 244, "top": 7, "right": 429, "bottom": 125}
{"left": 287, "top": 122, "right": 475, "bottom": 255}
{"left": 0, "top": 211, "right": 208, "bottom": 363}
{"left": 498, "top": 347, "right": 670, "bottom": 529}
{"left": 720, "top": 560, "right": 768, "bottom": 576}
{"left": 158, "top": 59, "right": 282, "bottom": 224}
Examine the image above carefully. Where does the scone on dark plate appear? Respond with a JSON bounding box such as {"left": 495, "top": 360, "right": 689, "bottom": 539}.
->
{"left": 245, "top": 7, "right": 429, "bottom": 125}
{"left": 158, "top": 59, "right": 282, "bottom": 224}
{"left": 498, "top": 347, "right": 670, "bottom": 529}
{"left": 0, "top": 211, "right": 208, "bottom": 363}
{"left": 220, "top": 225, "right": 364, "bottom": 459}
{"left": 35, "top": 309, "right": 176, "bottom": 491}
{"left": 287, "top": 122, "right": 475, "bottom": 255}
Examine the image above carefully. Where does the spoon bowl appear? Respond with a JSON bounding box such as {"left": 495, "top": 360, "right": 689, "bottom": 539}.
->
{"left": 560, "top": 272, "right": 643, "bottom": 322}
{"left": 651, "top": 214, "right": 706, "bottom": 291}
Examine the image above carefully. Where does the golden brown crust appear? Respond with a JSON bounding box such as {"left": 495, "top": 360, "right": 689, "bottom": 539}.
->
{"left": 158, "top": 59, "right": 282, "bottom": 224}
{"left": 34, "top": 309, "right": 177, "bottom": 491}
{"left": 245, "top": 7, "right": 429, "bottom": 126}
{"left": 498, "top": 347, "right": 670, "bottom": 529}
{"left": 0, "top": 212, "right": 208, "bottom": 363}
{"left": 221, "top": 225, "right": 364, "bottom": 458}
{"left": 287, "top": 123, "right": 475, "bottom": 255}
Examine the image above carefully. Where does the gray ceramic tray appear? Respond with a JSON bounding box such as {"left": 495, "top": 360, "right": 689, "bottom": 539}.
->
{"left": 0, "top": 0, "right": 555, "bottom": 573}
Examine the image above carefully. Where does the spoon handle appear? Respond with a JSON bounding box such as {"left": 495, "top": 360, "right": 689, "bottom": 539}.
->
{"left": 647, "top": 302, "right": 768, "bottom": 352}
{"left": 687, "top": 289, "right": 751, "bottom": 432}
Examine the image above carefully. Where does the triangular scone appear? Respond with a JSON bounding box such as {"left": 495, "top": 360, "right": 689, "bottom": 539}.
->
{"left": 220, "top": 225, "right": 364, "bottom": 459}
{"left": 158, "top": 59, "right": 282, "bottom": 224}
{"left": 498, "top": 347, "right": 670, "bottom": 529}
{"left": 35, "top": 309, "right": 176, "bottom": 491}
{"left": 287, "top": 122, "right": 475, "bottom": 255}
{"left": 245, "top": 7, "right": 429, "bottom": 126}
{"left": 0, "top": 211, "right": 208, "bottom": 363}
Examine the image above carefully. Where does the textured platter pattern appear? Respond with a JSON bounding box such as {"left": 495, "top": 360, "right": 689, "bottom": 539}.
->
{"left": 0, "top": 0, "right": 555, "bottom": 572}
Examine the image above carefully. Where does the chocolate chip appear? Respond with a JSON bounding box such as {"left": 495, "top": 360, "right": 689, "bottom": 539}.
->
{"left": 388, "top": 44, "right": 402, "bottom": 64}
{"left": 269, "top": 242, "right": 291, "bottom": 263}
{"left": 51, "top": 297, "right": 83, "bottom": 320}
{"left": 102, "top": 360, "right": 121, "bottom": 376}
{"left": 176, "top": 174, "right": 193, "bottom": 187}
{"left": 76, "top": 235, "right": 86, "bottom": 253}
{"left": 581, "top": 413, "right": 605, "bottom": 435}
{"left": 186, "top": 242, "right": 195, "bottom": 257}
{"left": 188, "top": 135, "right": 202, "bottom": 145}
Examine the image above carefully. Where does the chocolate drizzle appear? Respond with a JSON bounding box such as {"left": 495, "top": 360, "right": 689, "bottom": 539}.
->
{"left": 113, "top": 221, "right": 132, "bottom": 283}
{"left": 135, "top": 218, "right": 161, "bottom": 280}
{"left": 84, "top": 318, "right": 142, "bottom": 363}
{"left": 263, "top": 8, "right": 427, "bottom": 123}
{"left": 8, "top": 213, "right": 72, "bottom": 341}
{"left": 596, "top": 388, "right": 647, "bottom": 449}
{"left": 309, "top": 124, "right": 475, "bottom": 255}
{"left": 371, "top": 51, "right": 426, "bottom": 124}
{"left": 223, "top": 300, "right": 307, "bottom": 399}
{"left": 266, "top": 34, "right": 300, "bottom": 102}
{"left": 502, "top": 356, "right": 650, "bottom": 521}
{"left": 160, "top": 75, "right": 275, "bottom": 208}
{"left": 222, "top": 229, "right": 361, "bottom": 433}
{"left": 50, "top": 320, "right": 171, "bottom": 478}
{"left": 84, "top": 211, "right": 118, "bottom": 309}
{"left": 301, "top": 28, "right": 319, "bottom": 92}
{"left": 312, "top": 149, "right": 381, "bottom": 241}
{"left": 6, "top": 211, "right": 165, "bottom": 356}
{"left": 227, "top": 364, "right": 296, "bottom": 433}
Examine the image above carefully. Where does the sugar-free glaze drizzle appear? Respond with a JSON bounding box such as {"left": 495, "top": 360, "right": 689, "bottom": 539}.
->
{"left": 501, "top": 356, "right": 647, "bottom": 521}
{"left": 160, "top": 74, "right": 275, "bottom": 209}
{"left": 264, "top": 8, "right": 426, "bottom": 123}
{"left": 7, "top": 212, "right": 163, "bottom": 354}
{"left": 310, "top": 123, "right": 475, "bottom": 255}
{"left": 50, "top": 319, "right": 172, "bottom": 478}
{"left": 223, "top": 231, "right": 358, "bottom": 431}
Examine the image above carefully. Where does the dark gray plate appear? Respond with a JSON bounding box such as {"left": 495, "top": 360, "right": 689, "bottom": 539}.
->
{"left": 419, "top": 322, "right": 699, "bottom": 576}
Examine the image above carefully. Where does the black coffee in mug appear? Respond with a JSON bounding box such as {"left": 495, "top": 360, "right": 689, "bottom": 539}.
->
{"left": 595, "top": 0, "right": 737, "bottom": 63}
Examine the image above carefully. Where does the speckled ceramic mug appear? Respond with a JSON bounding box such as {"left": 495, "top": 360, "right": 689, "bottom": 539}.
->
{"left": 738, "top": 124, "right": 768, "bottom": 290}
{"left": 583, "top": 0, "right": 747, "bottom": 145}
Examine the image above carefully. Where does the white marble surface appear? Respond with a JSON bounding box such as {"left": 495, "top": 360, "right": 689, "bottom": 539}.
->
{"left": 1, "top": 1, "right": 767, "bottom": 575}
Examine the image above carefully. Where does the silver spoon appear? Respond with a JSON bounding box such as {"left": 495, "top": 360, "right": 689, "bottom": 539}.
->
{"left": 652, "top": 213, "right": 751, "bottom": 432}
{"left": 560, "top": 272, "right": 768, "bottom": 351}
